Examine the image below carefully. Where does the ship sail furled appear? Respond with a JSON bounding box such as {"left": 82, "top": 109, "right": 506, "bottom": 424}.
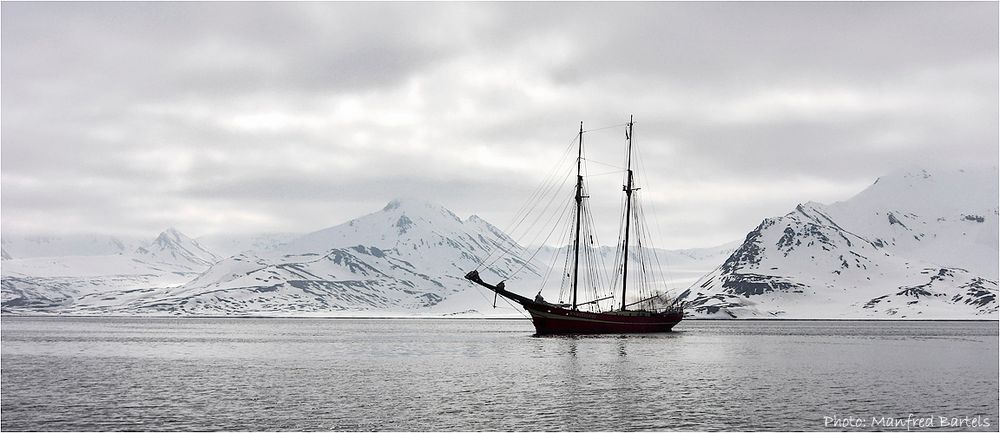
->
{"left": 465, "top": 116, "right": 683, "bottom": 334}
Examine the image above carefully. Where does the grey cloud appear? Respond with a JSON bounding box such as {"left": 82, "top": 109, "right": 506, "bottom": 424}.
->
{"left": 2, "top": 2, "right": 996, "bottom": 248}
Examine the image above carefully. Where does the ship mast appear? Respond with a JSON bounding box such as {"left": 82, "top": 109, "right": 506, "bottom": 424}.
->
{"left": 571, "top": 121, "right": 584, "bottom": 310}
{"left": 620, "top": 116, "right": 635, "bottom": 311}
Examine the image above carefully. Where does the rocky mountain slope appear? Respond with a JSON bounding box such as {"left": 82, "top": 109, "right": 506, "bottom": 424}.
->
{"left": 124, "top": 199, "right": 540, "bottom": 315}
{"left": 679, "top": 168, "right": 999, "bottom": 319}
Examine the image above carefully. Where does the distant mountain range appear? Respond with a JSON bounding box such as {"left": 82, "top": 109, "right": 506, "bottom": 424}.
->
{"left": 2, "top": 168, "right": 996, "bottom": 319}
{"left": 2, "top": 228, "right": 220, "bottom": 311}
{"left": 0, "top": 199, "right": 539, "bottom": 315}
{"left": 679, "top": 168, "right": 998, "bottom": 319}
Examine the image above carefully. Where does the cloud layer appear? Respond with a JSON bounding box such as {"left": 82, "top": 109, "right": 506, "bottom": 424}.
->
{"left": 2, "top": 2, "right": 997, "bottom": 248}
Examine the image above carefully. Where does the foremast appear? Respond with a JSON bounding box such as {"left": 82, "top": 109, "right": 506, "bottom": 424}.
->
{"left": 465, "top": 121, "right": 592, "bottom": 311}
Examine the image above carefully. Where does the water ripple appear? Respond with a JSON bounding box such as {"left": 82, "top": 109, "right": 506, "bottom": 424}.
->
{"left": 2, "top": 318, "right": 997, "bottom": 431}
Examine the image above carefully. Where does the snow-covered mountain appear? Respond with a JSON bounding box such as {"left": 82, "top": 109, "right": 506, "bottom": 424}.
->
{"left": 135, "top": 228, "right": 221, "bottom": 270}
{"left": 679, "top": 168, "right": 999, "bottom": 319}
{"left": 3, "top": 168, "right": 997, "bottom": 319}
{"left": 1, "top": 228, "right": 221, "bottom": 311}
{"left": 3, "top": 198, "right": 729, "bottom": 316}
{"left": 128, "top": 199, "right": 541, "bottom": 315}
{"left": 1, "top": 200, "right": 544, "bottom": 316}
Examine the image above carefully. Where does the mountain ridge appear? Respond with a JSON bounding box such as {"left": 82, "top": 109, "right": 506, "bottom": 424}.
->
{"left": 2, "top": 169, "right": 997, "bottom": 319}
{"left": 679, "top": 167, "right": 998, "bottom": 319}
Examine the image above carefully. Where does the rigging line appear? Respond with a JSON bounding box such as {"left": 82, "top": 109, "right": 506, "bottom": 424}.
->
{"left": 631, "top": 197, "right": 644, "bottom": 302}
{"left": 539, "top": 239, "right": 562, "bottom": 298}
{"left": 517, "top": 195, "right": 575, "bottom": 279}
{"left": 558, "top": 232, "right": 572, "bottom": 303}
{"left": 470, "top": 280, "right": 496, "bottom": 305}
{"left": 581, "top": 158, "right": 625, "bottom": 170}
{"left": 588, "top": 248, "right": 606, "bottom": 311}
{"left": 557, "top": 204, "right": 575, "bottom": 303}
{"left": 482, "top": 232, "right": 527, "bottom": 271}
{"left": 542, "top": 199, "right": 577, "bottom": 294}
{"left": 493, "top": 176, "right": 574, "bottom": 269}
{"left": 582, "top": 218, "right": 599, "bottom": 295}
{"left": 511, "top": 164, "right": 575, "bottom": 239}
{"left": 638, "top": 238, "right": 653, "bottom": 304}
{"left": 582, "top": 153, "right": 614, "bottom": 310}
{"left": 508, "top": 196, "right": 575, "bottom": 280}
{"left": 609, "top": 184, "right": 626, "bottom": 290}
{"left": 584, "top": 191, "right": 611, "bottom": 299}
{"left": 511, "top": 167, "right": 574, "bottom": 242}
{"left": 516, "top": 131, "right": 580, "bottom": 210}
{"left": 512, "top": 142, "right": 576, "bottom": 221}
{"left": 477, "top": 137, "right": 579, "bottom": 269}
{"left": 584, "top": 252, "right": 598, "bottom": 311}
{"left": 558, "top": 206, "right": 577, "bottom": 303}
{"left": 582, "top": 122, "right": 629, "bottom": 133}
{"left": 578, "top": 145, "right": 607, "bottom": 300}
{"left": 485, "top": 163, "right": 570, "bottom": 258}
{"left": 635, "top": 145, "right": 678, "bottom": 295}
{"left": 639, "top": 204, "right": 658, "bottom": 299}
{"left": 610, "top": 138, "right": 631, "bottom": 303}
{"left": 494, "top": 291, "right": 530, "bottom": 319}
{"left": 639, "top": 211, "right": 673, "bottom": 309}
{"left": 484, "top": 166, "right": 575, "bottom": 269}
{"left": 638, "top": 199, "right": 669, "bottom": 298}
{"left": 498, "top": 187, "right": 566, "bottom": 261}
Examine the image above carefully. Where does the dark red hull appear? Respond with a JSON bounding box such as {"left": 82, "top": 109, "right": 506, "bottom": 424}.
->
{"left": 524, "top": 302, "right": 682, "bottom": 335}
{"left": 465, "top": 270, "right": 682, "bottom": 335}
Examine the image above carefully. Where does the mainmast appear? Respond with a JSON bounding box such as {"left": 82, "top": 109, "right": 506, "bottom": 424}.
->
{"left": 571, "top": 121, "right": 584, "bottom": 310}
{"left": 620, "top": 116, "right": 635, "bottom": 311}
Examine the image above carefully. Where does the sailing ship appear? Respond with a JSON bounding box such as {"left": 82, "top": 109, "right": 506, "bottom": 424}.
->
{"left": 465, "top": 116, "right": 683, "bottom": 334}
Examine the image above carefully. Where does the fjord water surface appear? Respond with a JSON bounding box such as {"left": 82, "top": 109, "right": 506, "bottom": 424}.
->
{"left": 1, "top": 317, "right": 997, "bottom": 431}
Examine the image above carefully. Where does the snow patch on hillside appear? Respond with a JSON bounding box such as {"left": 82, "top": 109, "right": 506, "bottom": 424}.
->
{"left": 680, "top": 167, "right": 998, "bottom": 319}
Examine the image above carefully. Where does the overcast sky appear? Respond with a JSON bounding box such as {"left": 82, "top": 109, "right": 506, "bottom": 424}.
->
{"left": 2, "top": 2, "right": 997, "bottom": 249}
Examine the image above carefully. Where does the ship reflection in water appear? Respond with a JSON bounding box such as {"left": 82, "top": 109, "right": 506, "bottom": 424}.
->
{"left": 2, "top": 317, "right": 997, "bottom": 431}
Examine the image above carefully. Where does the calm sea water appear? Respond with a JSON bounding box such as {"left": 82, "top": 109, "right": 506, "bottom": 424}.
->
{"left": 1, "top": 317, "right": 997, "bottom": 431}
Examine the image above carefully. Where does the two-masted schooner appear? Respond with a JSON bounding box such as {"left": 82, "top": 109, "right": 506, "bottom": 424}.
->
{"left": 465, "top": 116, "right": 683, "bottom": 334}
